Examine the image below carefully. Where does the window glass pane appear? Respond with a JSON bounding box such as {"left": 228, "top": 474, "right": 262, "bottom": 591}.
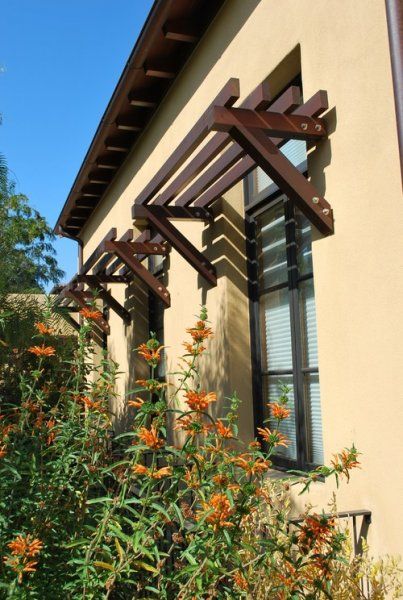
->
{"left": 295, "top": 208, "right": 313, "bottom": 275}
{"left": 260, "top": 288, "right": 292, "bottom": 371}
{"left": 254, "top": 140, "right": 307, "bottom": 194}
{"left": 258, "top": 202, "right": 288, "bottom": 287}
{"left": 304, "top": 373, "right": 323, "bottom": 464}
{"left": 299, "top": 278, "right": 318, "bottom": 368}
{"left": 263, "top": 375, "right": 297, "bottom": 461}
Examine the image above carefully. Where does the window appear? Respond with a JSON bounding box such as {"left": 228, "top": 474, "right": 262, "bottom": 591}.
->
{"left": 148, "top": 249, "right": 166, "bottom": 381}
{"left": 246, "top": 141, "right": 323, "bottom": 470}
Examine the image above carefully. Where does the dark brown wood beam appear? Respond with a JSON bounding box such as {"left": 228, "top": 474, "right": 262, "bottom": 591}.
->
{"left": 210, "top": 106, "right": 326, "bottom": 139}
{"left": 134, "top": 208, "right": 216, "bottom": 286}
{"left": 116, "top": 117, "right": 144, "bottom": 132}
{"left": 103, "top": 240, "right": 170, "bottom": 255}
{"left": 133, "top": 78, "right": 240, "bottom": 206}
{"left": 80, "top": 275, "right": 131, "bottom": 325}
{"left": 163, "top": 20, "right": 200, "bottom": 43}
{"left": 193, "top": 90, "right": 329, "bottom": 208}
{"left": 144, "top": 61, "right": 177, "bottom": 79}
{"left": 99, "top": 230, "right": 136, "bottom": 277}
{"left": 231, "top": 125, "right": 333, "bottom": 235}
{"left": 104, "top": 138, "right": 131, "bottom": 152}
{"left": 96, "top": 157, "right": 122, "bottom": 170}
{"left": 88, "top": 172, "right": 112, "bottom": 185}
{"left": 132, "top": 205, "right": 212, "bottom": 223}
{"left": 152, "top": 80, "right": 274, "bottom": 206}
{"left": 128, "top": 90, "right": 158, "bottom": 107}
{"left": 107, "top": 241, "right": 171, "bottom": 306}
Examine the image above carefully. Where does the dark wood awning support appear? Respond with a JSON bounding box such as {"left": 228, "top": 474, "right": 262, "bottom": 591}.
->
{"left": 131, "top": 79, "right": 333, "bottom": 235}
{"left": 53, "top": 227, "right": 172, "bottom": 342}
{"left": 79, "top": 275, "right": 131, "bottom": 325}
{"left": 132, "top": 205, "right": 217, "bottom": 285}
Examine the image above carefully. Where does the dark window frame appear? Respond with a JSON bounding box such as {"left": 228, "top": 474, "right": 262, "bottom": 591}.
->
{"left": 244, "top": 178, "right": 321, "bottom": 472}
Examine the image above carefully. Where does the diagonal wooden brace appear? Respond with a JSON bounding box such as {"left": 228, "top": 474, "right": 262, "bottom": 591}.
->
{"left": 80, "top": 275, "right": 131, "bottom": 325}
{"left": 64, "top": 289, "right": 110, "bottom": 335}
{"left": 107, "top": 241, "right": 171, "bottom": 306}
{"left": 230, "top": 125, "right": 333, "bottom": 235}
{"left": 132, "top": 206, "right": 217, "bottom": 285}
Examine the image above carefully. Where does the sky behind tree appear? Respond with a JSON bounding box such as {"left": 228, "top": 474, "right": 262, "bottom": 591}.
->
{"left": 0, "top": 0, "right": 154, "bottom": 287}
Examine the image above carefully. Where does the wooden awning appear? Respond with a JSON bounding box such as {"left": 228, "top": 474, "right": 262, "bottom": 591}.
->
{"left": 131, "top": 77, "right": 333, "bottom": 236}
{"left": 55, "top": 77, "right": 333, "bottom": 343}
{"left": 54, "top": 227, "right": 172, "bottom": 343}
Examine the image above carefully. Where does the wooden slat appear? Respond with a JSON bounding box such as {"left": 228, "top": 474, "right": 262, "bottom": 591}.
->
{"left": 230, "top": 125, "right": 333, "bottom": 235}
{"left": 132, "top": 205, "right": 212, "bottom": 221}
{"left": 210, "top": 106, "right": 326, "bottom": 139}
{"left": 133, "top": 78, "right": 240, "bottom": 206}
{"left": 163, "top": 20, "right": 200, "bottom": 43}
{"left": 153, "top": 80, "right": 273, "bottom": 206}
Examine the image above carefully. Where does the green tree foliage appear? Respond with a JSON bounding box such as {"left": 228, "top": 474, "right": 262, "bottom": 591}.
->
{"left": 0, "top": 156, "right": 64, "bottom": 294}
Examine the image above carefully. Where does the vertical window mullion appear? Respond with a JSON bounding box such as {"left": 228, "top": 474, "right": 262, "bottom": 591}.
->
{"left": 284, "top": 201, "right": 307, "bottom": 469}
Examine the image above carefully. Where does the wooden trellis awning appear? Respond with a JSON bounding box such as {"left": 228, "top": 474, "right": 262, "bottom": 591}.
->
{"left": 131, "top": 77, "right": 333, "bottom": 237}
{"left": 53, "top": 227, "right": 173, "bottom": 342}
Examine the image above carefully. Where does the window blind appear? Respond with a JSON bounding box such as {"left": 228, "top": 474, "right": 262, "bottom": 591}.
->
{"left": 255, "top": 139, "right": 307, "bottom": 194}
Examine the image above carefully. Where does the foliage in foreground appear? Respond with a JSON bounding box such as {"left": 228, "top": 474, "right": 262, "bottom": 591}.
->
{"left": 0, "top": 305, "right": 401, "bottom": 599}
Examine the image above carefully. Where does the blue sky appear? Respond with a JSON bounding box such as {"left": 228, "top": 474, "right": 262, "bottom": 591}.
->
{"left": 0, "top": 0, "right": 154, "bottom": 288}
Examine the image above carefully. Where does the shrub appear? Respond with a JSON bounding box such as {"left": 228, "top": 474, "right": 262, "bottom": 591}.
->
{"left": 0, "top": 306, "right": 401, "bottom": 599}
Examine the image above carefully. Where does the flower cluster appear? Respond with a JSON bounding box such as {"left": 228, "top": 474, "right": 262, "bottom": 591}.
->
{"left": 3, "top": 535, "right": 43, "bottom": 583}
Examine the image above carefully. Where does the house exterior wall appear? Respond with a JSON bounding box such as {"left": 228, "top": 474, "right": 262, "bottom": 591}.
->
{"left": 79, "top": 0, "right": 402, "bottom": 556}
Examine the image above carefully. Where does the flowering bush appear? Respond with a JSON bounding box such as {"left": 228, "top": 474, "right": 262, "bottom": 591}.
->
{"left": 0, "top": 305, "right": 401, "bottom": 598}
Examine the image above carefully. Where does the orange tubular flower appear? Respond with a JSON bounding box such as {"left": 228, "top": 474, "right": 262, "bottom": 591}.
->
{"left": 128, "top": 397, "right": 144, "bottom": 409}
{"left": 46, "top": 419, "right": 56, "bottom": 445}
{"left": 213, "top": 473, "right": 229, "bottom": 486}
{"left": 152, "top": 466, "right": 172, "bottom": 479}
{"left": 199, "top": 493, "right": 234, "bottom": 532}
{"left": 28, "top": 345, "right": 56, "bottom": 357}
{"left": 233, "top": 571, "right": 248, "bottom": 591}
{"left": 0, "top": 445, "right": 7, "bottom": 459}
{"left": 298, "top": 514, "right": 336, "bottom": 552}
{"left": 4, "top": 535, "right": 43, "bottom": 583}
{"left": 184, "top": 390, "right": 216, "bottom": 412}
{"left": 182, "top": 342, "right": 205, "bottom": 356}
{"left": 138, "top": 425, "right": 164, "bottom": 450}
{"left": 137, "top": 343, "right": 164, "bottom": 366}
{"left": 78, "top": 395, "right": 107, "bottom": 414}
{"left": 257, "top": 427, "right": 289, "bottom": 448}
{"left": 35, "top": 322, "right": 54, "bottom": 335}
{"left": 234, "top": 454, "right": 271, "bottom": 476}
{"left": 79, "top": 307, "right": 103, "bottom": 321}
{"left": 270, "top": 402, "right": 291, "bottom": 420}
{"left": 186, "top": 320, "right": 213, "bottom": 343}
{"left": 132, "top": 464, "right": 149, "bottom": 476}
{"left": 174, "top": 415, "right": 211, "bottom": 437}
{"left": 215, "top": 420, "right": 233, "bottom": 439}
{"left": 135, "top": 379, "right": 166, "bottom": 392}
{"left": 331, "top": 447, "right": 360, "bottom": 481}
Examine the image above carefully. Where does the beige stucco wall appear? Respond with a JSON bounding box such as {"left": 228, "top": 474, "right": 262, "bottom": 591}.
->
{"left": 78, "top": 0, "right": 402, "bottom": 556}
